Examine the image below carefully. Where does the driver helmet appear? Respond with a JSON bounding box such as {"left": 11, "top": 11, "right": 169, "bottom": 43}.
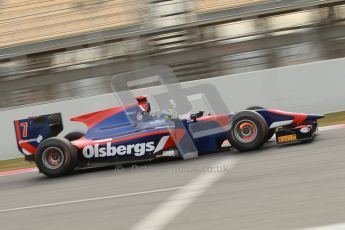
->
{"left": 135, "top": 95, "right": 151, "bottom": 113}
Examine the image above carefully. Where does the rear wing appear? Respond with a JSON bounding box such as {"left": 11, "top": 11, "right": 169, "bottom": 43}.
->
{"left": 14, "top": 113, "right": 63, "bottom": 158}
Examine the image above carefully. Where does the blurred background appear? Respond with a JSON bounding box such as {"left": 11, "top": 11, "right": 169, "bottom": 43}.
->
{"left": 1, "top": 0, "right": 345, "bottom": 109}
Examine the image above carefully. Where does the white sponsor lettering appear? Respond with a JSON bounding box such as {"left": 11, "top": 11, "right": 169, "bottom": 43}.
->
{"left": 146, "top": 142, "right": 155, "bottom": 152}
{"left": 82, "top": 141, "right": 156, "bottom": 159}
{"left": 162, "top": 150, "right": 176, "bottom": 157}
{"left": 117, "top": 145, "right": 127, "bottom": 156}
{"left": 83, "top": 145, "right": 94, "bottom": 158}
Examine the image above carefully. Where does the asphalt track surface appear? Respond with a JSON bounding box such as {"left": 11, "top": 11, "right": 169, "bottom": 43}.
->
{"left": 1, "top": 128, "right": 345, "bottom": 230}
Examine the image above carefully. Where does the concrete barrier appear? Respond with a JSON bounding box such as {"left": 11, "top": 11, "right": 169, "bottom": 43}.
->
{"left": 1, "top": 58, "right": 345, "bottom": 160}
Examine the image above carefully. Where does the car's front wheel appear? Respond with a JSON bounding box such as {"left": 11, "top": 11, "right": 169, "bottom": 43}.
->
{"left": 246, "top": 106, "right": 275, "bottom": 142}
{"left": 228, "top": 111, "right": 268, "bottom": 152}
{"left": 35, "top": 137, "right": 78, "bottom": 177}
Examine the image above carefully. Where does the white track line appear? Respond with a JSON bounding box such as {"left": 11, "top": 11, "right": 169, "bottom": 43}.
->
{"left": 0, "top": 167, "right": 38, "bottom": 177}
{"left": 131, "top": 157, "right": 239, "bottom": 230}
{"left": 0, "top": 187, "right": 182, "bottom": 213}
{"left": 319, "top": 124, "right": 345, "bottom": 132}
{"left": 295, "top": 222, "right": 345, "bottom": 230}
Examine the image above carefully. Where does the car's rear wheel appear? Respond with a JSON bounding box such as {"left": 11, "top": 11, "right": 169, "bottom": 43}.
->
{"left": 228, "top": 111, "right": 268, "bottom": 152}
{"left": 246, "top": 106, "right": 275, "bottom": 142}
{"left": 35, "top": 137, "right": 78, "bottom": 177}
{"left": 64, "top": 132, "right": 84, "bottom": 141}
{"left": 246, "top": 106, "right": 264, "bottom": 110}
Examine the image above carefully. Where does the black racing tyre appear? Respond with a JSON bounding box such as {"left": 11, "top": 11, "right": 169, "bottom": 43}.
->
{"left": 228, "top": 111, "right": 268, "bottom": 152}
{"left": 35, "top": 137, "right": 78, "bottom": 177}
{"left": 246, "top": 106, "right": 265, "bottom": 110}
{"left": 246, "top": 106, "right": 275, "bottom": 142}
{"left": 64, "top": 132, "right": 84, "bottom": 141}
{"left": 266, "top": 129, "right": 276, "bottom": 142}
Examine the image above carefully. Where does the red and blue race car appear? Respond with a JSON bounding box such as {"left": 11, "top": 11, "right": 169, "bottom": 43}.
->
{"left": 14, "top": 96, "right": 324, "bottom": 177}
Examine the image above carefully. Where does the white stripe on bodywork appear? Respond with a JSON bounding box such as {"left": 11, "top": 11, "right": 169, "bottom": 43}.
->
{"left": 22, "top": 148, "right": 32, "bottom": 156}
{"left": 269, "top": 120, "right": 293, "bottom": 129}
{"left": 154, "top": 136, "right": 170, "bottom": 153}
{"left": 94, "top": 138, "right": 112, "bottom": 143}
{"left": 19, "top": 135, "right": 43, "bottom": 144}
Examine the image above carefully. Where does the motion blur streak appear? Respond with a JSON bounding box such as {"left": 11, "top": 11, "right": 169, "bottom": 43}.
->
{"left": 2, "top": 0, "right": 345, "bottom": 108}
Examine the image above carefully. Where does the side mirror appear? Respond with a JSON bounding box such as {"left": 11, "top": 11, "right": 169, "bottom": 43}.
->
{"left": 198, "top": 110, "right": 205, "bottom": 117}
{"left": 190, "top": 111, "right": 205, "bottom": 122}
{"left": 147, "top": 102, "right": 151, "bottom": 113}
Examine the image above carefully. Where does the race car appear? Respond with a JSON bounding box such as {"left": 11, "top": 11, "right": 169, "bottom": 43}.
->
{"left": 14, "top": 96, "right": 324, "bottom": 177}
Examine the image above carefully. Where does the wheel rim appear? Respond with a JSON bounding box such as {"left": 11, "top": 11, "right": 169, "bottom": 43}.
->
{"left": 42, "top": 147, "right": 64, "bottom": 170}
{"left": 234, "top": 120, "right": 258, "bottom": 143}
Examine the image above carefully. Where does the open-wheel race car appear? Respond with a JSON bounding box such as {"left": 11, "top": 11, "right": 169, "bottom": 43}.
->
{"left": 14, "top": 96, "right": 324, "bottom": 177}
